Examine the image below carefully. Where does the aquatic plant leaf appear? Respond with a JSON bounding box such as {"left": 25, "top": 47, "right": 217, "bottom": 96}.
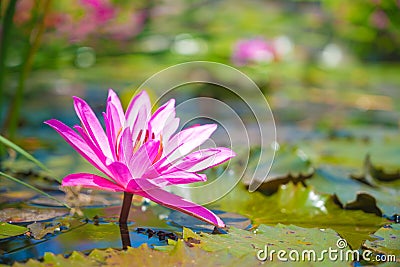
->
{"left": 11, "top": 226, "right": 352, "bottom": 266}
{"left": 363, "top": 224, "right": 400, "bottom": 259}
{"left": 27, "top": 222, "right": 61, "bottom": 240}
{"left": 0, "top": 223, "right": 27, "bottom": 240}
{"left": 182, "top": 224, "right": 351, "bottom": 266}
{"left": 308, "top": 167, "right": 400, "bottom": 217}
{"left": 243, "top": 145, "right": 314, "bottom": 195}
{"left": 13, "top": 242, "right": 247, "bottom": 267}
{"left": 0, "top": 190, "right": 37, "bottom": 204}
{"left": 168, "top": 210, "right": 251, "bottom": 232}
{"left": 352, "top": 154, "right": 400, "bottom": 184}
{"left": 210, "top": 183, "right": 387, "bottom": 249}
{"left": 0, "top": 208, "right": 67, "bottom": 223}
{"left": 298, "top": 136, "right": 400, "bottom": 171}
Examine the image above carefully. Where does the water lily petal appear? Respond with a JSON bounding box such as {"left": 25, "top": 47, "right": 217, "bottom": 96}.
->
{"left": 148, "top": 99, "right": 176, "bottom": 139}
{"left": 125, "top": 91, "right": 151, "bottom": 129}
{"left": 44, "top": 119, "right": 113, "bottom": 177}
{"left": 107, "top": 89, "right": 125, "bottom": 126}
{"left": 117, "top": 127, "right": 133, "bottom": 163}
{"left": 73, "top": 96, "right": 112, "bottom": 158}
{"left": 125, "top": 178, "right": 160, "bottom": 193}
{"left": 136, "top": 188, "right": 225, "bottom": 228}
{"left": 73, "top": 125, "right": 109, "bottom": 163}
{"left": 131, "top": 106, "right": 149, "bottom": 143}
{"left": 151, "top": 171, "right": 206, "bottom": 186}
{"left": 128, "top": 140, "right": 160, "bottom": 178}
{"left": 103, "top": 111, "right": 117, "bottom": 160}
{"left": 163, "top": 124, "right": 217, "bottom": 163}
{"left": 163, "top": 118, "right": 180, "bottom": 143}
{"left": 172, "top": 147, "right": 236, "bottom": 172}
{"left": 62, "top": 173, "right": 124, "bottom": 192}
{"left": 105, "top": 89, "right": 125, "bottom": 159}
{"left": 106, "top": 161, "right": 132, "bottom": 187}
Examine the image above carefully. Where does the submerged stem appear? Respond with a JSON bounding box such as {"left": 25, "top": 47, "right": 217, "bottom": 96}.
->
{"left": 119, "top": 223, "right": 131, "bottom": 249}
{"left": 119, "top": 192, "right": 133, "bottom": 224}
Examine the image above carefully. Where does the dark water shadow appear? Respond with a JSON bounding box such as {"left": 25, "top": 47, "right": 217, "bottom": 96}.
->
{"left": 0, "top": 221, "right": 179, "bottom": 265}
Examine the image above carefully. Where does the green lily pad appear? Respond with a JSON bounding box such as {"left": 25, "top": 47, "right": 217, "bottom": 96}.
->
{"left": 14, "top": 241, "right": 248, "bottom": 267}
{"left": 352, "top": 154, "right": 400, "bottom": 186}
{"left": 168, "top": 210, "right": 251, "bottom": 232}
{"left": 0, "top": 222, "right": 27, "bottom": 240}
{"left": 243, "top": 146, "right": 314, "bottom": 194}
{"left": 363, "top": 224, "right": 400, "bottom": 260}
{"left": 12, "top": 224, "right": 352, "bottom": 266}
{"left": 27, "top": 222, "right": 62, "bottom": 240}
{"left": 298, "top": 135, "right": 400, "bottom": 171}
{"left": 182, "top": 224, "right": 351, "bottom": 266}
{"left": 211, "top": 183, "right": 387, "bottom": 248}
{"left": 0, "top": 208, "right": 68, "bottom": 223}
{"left": 308, "top": 167, "right": 400, "bottom": 217}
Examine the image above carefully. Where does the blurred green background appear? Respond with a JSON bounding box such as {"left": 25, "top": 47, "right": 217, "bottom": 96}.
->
{"left": 1, "top": 0, "right": 399, "bottom": 143}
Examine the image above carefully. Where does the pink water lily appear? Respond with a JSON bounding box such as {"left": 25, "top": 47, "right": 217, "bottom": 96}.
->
{"left": 45, "top": 89, "right": 235, "bottom": 228}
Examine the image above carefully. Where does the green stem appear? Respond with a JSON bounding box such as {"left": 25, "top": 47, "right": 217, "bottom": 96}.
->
{"left": 6, "top": 0, "right": 52, "bottom": 140}
{"left": 119, "top": 223, "right": 131, "bottom": 249}
{"left": 119, "top": 192, "right": 133, "bottom": 224}
{"left": 0, "top": 0, "right": 17, "bottom": 135}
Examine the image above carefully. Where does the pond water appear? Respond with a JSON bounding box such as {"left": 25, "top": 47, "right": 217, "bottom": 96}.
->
{"left": 1, "top": 66, "right": 399, "bottom": 265}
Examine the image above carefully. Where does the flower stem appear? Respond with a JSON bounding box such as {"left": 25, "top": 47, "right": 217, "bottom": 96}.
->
{"left": 119, "top": 223, "right": 131, "bottom": 249}
{"left": 119, "top": 192, "right": 133, "bottom": 224}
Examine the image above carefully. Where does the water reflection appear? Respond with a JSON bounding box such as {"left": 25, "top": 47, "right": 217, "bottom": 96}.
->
{"left": 119, "top": 223, "right": 131, "bottom": 249}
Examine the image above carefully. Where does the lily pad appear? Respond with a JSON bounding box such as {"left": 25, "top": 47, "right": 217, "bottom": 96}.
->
{"left": 298, "top": 135, "right": 400, "bottom": 171}
{"left": 0, "top": 223, "right": 27, "bottom": 240}
{"left": 352, "top": 154, "right": 400, "bottom": 185}
{"left": 211, "top": 183, "right": 387, "bottom": 248}
{"left": 0, "top": 208, "right": 68, "bottom": 224}
{"left": 182, "top": 224, "right": 351, "bottom": 265}
{"left": 27, "top": 222, "right": 62, "bottom": 240}
{"left": 0, "top": 191, "right": 37, "bottom": 204}
{"left": 363, "top": 224, "right": 400, "bottom": 260}
{"left": 168, "top": 210, "right": 251, "bottom": 232}
{"left": 243, "top": 146, "right": 314, "bottom": 194}
{"left": 14, "top": 241, "right": 246, "bottom": 267}
{"left": 30, "top": 192, "right": 121, "bottom": 208}
{"left": 10, "top": 224, "right": 353, "bottom": 266}
{"left": 308, "top": 167, "right": 400, "bottom": 217}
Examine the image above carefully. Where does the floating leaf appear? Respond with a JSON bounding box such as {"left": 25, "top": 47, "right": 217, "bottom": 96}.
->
{"left": 308, "top": 167, "right": 400, "bottom": 217}
{"left": 243, "top": 145, "right": 314, "bottom": 195}
{"left": 211, "top": 183, "right": 387, "bottom": 248}
{"left": 9, "top": 224, "right": 353, "bottom": 266}
{"left": 0, "top": 208, "right": 67, "bottom": 223}
{"left": 0, "top": 223, "right": 27, "bottom": 240}
{"left": 352, "top": 154, "right": 400, "bottom": 185}
{"left": 13, "top": 241, "right": 245, "bottom": 267}
{"left": 0, "top": 191, "right": 37, "bottom": 204}
{"left": 363, "top": 224, "right": 400, "bottom": 260}
{"left": 27, "top": 222, "right": 61, "bottom": 240}
{"left": 298, "top": 135, "right": 400, "bottom": 171}
{"left": 168, "top": 210, "right": 251, "bottom": 232}
{"left": 182, "top": 224, "right": 351, "bottom": 265}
